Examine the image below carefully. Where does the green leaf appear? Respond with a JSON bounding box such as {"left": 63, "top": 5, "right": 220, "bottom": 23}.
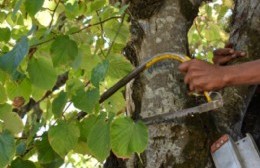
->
{"left": 52, "top": 91, "right": 67, "bottom": 118}
{"left": 0, "top": 84, "right": 7, "bottom": 104}
{"left": 0, "top": 131, "right": 15, "bottom": 168}
{"left": 0, "top": 37, "right": 28, "bottom": 76}
{"left": 104, "top": 91, "right": 125, "bottom": 114}
{"left": 80, "top": 115, "right": 98, "bottom": 141}
{"left": 12, "top": 0, "right": 23, "bottom": 20}
{"left": 204, "top": 23, "right": 221, "bottom": 41}
{"left": 90, "top": 0, "right": 106, "bottom": 12}
{"left": 91, "top": 60, "right": 109, "bottom": 87}
{"left": 0, "top": 12, "right": 6, "bottom": 23}
{"left": 16, "top": 142, "right": 26, "bottom": 156}
{"left": 73, "top": 141, "right": 90, "bottom": 155}
{"left": 0, "top": 104, "right": 24, "bottom": 134}
{"left": 50, "top": 35, "right": 78, "bottom": 66}
{"left": 104, "top": 20, "right": 130, "bottom": 44}
{"left": 87, "top": 117, "right": 110, "bottom": 162}
{"left": 27, "top": 57, "right": 57, "bottom": 90}
{"left": 48, "top": 121, "right": 80, "bottom": 158}
{"left": 64, "top": 1, "right": 80, "bottom": 18}
{"left": 6, "top": 78, "right": 32, "bottom": 102}
{"left": 0, "top": 27, "right": 11, "bottom": 42}
{"left": 10, "top": 158, "right": 36, "bottom": 168}
{"left": 72, "top": 88, "right": 99, "bottom": 113}
{"left": 24, "top": 0, "right": 45, "bottom": 16}
{"left": 36, "top": 133, "right": 63, "bottom": 165}
{"left": 107, "top": 54, "right": 132, "bottom": 79}
{"left": 110, "top": 117, "right": 148, "bottom": 158}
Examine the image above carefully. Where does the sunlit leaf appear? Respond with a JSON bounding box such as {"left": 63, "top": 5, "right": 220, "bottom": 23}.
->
{"left": 27, "top": 57, "right": 57, "bottom": 90}
{"left": 104, "top": 20, "right": 130, "bottom": 44}
{"left": 110, "top": 117, "right": 148, "bottom": 158}
{"left": 104, "top": 89, "right": 125, "bottom": 114}
{"left": 87, "top": 117, "right": 110, "bottom": 162}
{"left": 50, "top": 35, "right": 78, "bottom": 66}
{"left": 107, "top": 54, "right": 132, "bottom": 79}
{"left": 72, "top": 88, "right": 99, "bottom": 113}
{"left": 6, "top": 78, "right": 32, "bottom": 102}
{"left": 48, "top": 121, "right": 80, "bottom": 158}
{"left": 0, "top": 104, "right": 24, "bottom": 134}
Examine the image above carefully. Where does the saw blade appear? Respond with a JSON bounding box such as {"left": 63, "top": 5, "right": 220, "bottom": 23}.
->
{"left": 142, "top": 99, "right": 223, "bottom": 125}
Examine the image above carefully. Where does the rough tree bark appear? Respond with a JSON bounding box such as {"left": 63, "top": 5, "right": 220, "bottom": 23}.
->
{"left": 105, "top": 0, "right": 260, "bottom": 167}
{"left": 211, "top": 0, "right": 260, "bottom": 141}
{"left": 125, "top": 0, "right": 214, "bottom": 167}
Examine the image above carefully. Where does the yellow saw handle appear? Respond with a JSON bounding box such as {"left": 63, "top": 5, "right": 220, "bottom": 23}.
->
{"left": 145, "top": 53, "right": 212, "bottom": 102}
{"left": 99, "top": 53, "right": 212, "bottom": 103}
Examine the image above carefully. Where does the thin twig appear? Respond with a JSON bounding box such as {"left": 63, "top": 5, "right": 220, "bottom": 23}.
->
{"left": 42, "top": 7, "right": 54, "bottom": 12}
{"left": 31, "top": 16, "right": 122, "bottom": 47}
{"left": 105, "top": 13, "right": 126, "bottom": 57}
{"left": 48, "top": 0, "right": 61, "bottom": 28}
{"left": 63, "top": 102, "right": 72, "bottom": 113}
{"left": 70, "top": 16, "right": 122, "bottom": 35}
{"left": 195, "top": 19, "right": 204, "bottom": 40}
{"left": 96, "top": 10, "right": 104, "bottom": 36}
{"left": 31, "top": 37, "right": 56, "bottom": 47}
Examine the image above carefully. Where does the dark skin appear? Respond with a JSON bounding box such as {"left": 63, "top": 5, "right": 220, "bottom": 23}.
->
{"left": 178, "top": 45, "right": 260, "bottom": 92}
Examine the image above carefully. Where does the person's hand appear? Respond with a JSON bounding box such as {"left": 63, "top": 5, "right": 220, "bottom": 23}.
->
{"left": 178, "top": 59, "right": 227, "bottom": 92}
{"left": 213, "top": 44, "right": 246, "bottom": 65}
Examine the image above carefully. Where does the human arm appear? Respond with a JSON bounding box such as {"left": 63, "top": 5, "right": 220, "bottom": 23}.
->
{"left": 178, "top": 59, "right": 260, "bottom": 92}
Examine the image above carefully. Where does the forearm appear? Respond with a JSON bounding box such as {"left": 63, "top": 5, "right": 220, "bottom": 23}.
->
{"left": 223, "top": 60, "right": 260, "bottom": 86}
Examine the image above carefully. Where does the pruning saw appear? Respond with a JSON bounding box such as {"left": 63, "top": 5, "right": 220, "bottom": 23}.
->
{"left": 98, "top": 52, "right": 224, "bottom": 123}
{"left": 142, "top": 92, "right": 223, "bottom": 125}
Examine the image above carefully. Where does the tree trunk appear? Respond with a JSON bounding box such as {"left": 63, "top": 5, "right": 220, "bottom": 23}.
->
{"left": 125, "top": 0, "right": 215, "bottom": 167}
{"left": 105, "top": 0, "right": 260, "bottom": 167}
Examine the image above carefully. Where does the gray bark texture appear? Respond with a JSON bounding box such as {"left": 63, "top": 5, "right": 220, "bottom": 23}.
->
{"left": 213, "top": 0, "right": 260, "bottom": 140}
{"left": 104, "top": 0, "right": 260, "bottom": 167}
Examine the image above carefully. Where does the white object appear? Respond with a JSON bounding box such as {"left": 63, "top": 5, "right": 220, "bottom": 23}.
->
{"left": 211, "top": 133, "right": 260, "bottom": 168}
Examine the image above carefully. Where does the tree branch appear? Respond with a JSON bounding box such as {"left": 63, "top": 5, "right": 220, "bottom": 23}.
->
{"left": 48, "top": 0, "right": 61, "bottom": 28}
{"left": 15, "top": 72, "right": 69, "bottom": 117}
{"left": 70, "top": 16, "right": 122, "bottom": 35}
{"left": 31, "top": 16, "right": 122, "bottom": 47}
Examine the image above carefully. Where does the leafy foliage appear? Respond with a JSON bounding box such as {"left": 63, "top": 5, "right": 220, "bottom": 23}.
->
{"left": 188, "top": 0, "right": 232, "bottom": 61}
{"left": 111, "top": 117, "right": 148, "bottom": 158}
{"left": 0, "top": 0, "right": 231, "bottom": 167}
{"left": 48, "top": 121, "right": 80, "bottom": 158}
{"left": 0, "top": 131, "right": 15, "bottom": 168}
